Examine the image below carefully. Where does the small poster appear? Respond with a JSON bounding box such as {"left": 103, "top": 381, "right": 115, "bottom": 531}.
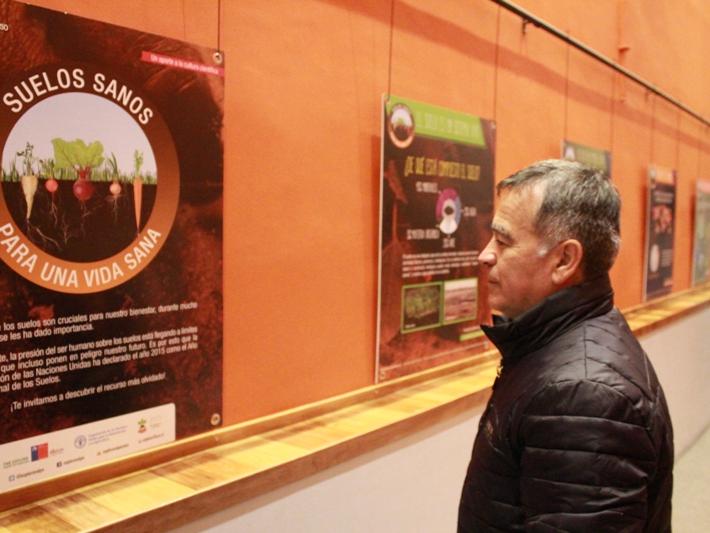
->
{"left": 643, "top": 165, "right": 676, "bottom": 300}
{"left": 377, "top": 95, "right": 495, "bottom": 381}
{"left": 562, "top": 140, "right": 611, "bottom": 177}
{"left": 692, "top": 180, "right": 710, "bottom": 286}
{"left": 0, "top": 0, "right": 223, "bottom": 490}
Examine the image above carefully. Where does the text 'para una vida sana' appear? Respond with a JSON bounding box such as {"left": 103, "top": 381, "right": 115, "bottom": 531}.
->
{"left": 0, "top": 222, "right": 162, "bottom": 291}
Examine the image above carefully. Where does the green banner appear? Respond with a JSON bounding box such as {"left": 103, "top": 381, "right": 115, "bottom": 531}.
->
{"left": 562, "top": 140, "right": 611, "bottom": 176}
{"left": 385, "top": 95, "right": 486, "bottom": 146}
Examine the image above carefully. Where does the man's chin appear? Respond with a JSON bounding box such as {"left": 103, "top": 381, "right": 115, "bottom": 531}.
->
{"left": 487, "top": 298, "right": 505, "bottom": 317}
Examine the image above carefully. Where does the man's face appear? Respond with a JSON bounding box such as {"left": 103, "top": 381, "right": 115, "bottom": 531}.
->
{"left": 480, "top": 185, "right": 559, "bottom": 319}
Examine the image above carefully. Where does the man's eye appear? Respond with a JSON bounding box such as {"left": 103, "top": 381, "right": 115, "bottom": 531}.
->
{"left": 495, "top": 237, "right": 508, "bottom": 247}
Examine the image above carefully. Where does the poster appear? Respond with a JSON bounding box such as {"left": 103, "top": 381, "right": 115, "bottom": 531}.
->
{"left": 377, "top": 95, "right": 494, "bottom": 382}
{"left": 562, "top": 139, "right": 611, "bottom": 177}
{"left": 691, "top": 180, "right": 710, "bottom": 286}
{"left": 643, "top": 165, "right": 676, "bottom": 300}
{"left": 0, "top": 1, "right": 223, "bottom": 490}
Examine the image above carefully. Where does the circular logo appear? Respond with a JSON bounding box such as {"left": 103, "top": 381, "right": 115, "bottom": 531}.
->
{"left": 74, "top": 435, "right": 87, "bottom": 449}
{"left": 0, "top": 64, "right": 179, "bottom": 293}
{"left": 436, "top": 188, "right": 462, "bottom": 236}
{"left": 387, "top": 103, "right": 415, "bottom": 149}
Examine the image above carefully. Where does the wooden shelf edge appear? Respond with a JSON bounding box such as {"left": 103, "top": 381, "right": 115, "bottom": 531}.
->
{"left": 624, "top": 283, "right": 710, "bottom": 337}
{"left": 95, "top": 388, "right": 492, "bottom": 533}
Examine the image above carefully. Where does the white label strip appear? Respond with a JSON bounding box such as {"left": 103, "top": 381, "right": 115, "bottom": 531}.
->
{"left": 0, "top": 403, "right": 175, "bottom": 492}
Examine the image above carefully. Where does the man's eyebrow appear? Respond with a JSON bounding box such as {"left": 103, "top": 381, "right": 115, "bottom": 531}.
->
{"left": 490, "top": 221, "right": 513, "bottom": 242}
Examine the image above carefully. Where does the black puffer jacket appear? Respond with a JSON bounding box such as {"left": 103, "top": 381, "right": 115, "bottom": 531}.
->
{"left": 458, "top": 275, "right": 673, "bottom": 532}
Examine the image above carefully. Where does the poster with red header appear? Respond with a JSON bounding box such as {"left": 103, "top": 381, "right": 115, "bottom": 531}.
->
{"left": 377, "top": 95, "right": 495, "bottom": 382}
{"left": 0, "top": 0, "right": 223, "bottom": 491}
{"left": 643, "top": 165, "right": 676, "bottom": 300}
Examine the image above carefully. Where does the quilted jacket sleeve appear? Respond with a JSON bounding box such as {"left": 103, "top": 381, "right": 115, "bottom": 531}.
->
{"left": 517, "top": 379, "right": 657, "bottom": 532}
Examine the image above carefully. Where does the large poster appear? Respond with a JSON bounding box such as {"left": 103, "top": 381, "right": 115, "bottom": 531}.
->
{"left": 692, "top": 180, "right": 710, "bottom": 286}
{"left": 562, "top": 140, "right": 611, "bottom": 177}
{"left": 643, "top": 165, "right": 676, "bottom": 300}
{"left": 377, "top": 95, "right": 494, "bottom": 382}
{"left": 0, "top": 1, "right": 223, "bottom": 490}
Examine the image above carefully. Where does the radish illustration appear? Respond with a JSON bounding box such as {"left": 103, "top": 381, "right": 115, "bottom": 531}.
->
{"left": 39, "top": 158, "right": 60, "bottom": 226}
{"left": 40, "top": 158, "right": 58, "bottom": 193}
{"left": 106, "top": 152, "right": 122, "bottom": 197}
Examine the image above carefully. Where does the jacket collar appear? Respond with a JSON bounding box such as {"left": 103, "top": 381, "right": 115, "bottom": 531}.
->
{"left": 481, "top": 274, "right": 614, "bottom": 363}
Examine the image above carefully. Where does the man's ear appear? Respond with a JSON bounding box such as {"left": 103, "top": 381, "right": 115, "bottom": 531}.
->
{"left": 551, "top": 239, "right": 584, "bottom": 286}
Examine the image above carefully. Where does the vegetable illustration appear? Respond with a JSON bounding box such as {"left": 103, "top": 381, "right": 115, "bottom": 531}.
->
{"left": 40, "top": 158, "right": 58, "bottom": 193}
{"left": 106, "top": 152, "right": 122, "bottom": 196}
{"left": 133, "top": 149, "right": 144, "bottom": 231}
{"left": 39, "top": 158, "right": 60, "bottom": 226}
{"left": 1, "top": 137, "right": 157, "bottom": 262}
{"left": 21, "top": 176, "right": 38, "bottom": 219}
{"left": 45, "top": 177, "right": 58, "bottom": 193}
{"left": 16, "top": 142, "right": 38, "bottom": 220}
{"left": 51, "top": 138, "right": 105, "bottom": 202}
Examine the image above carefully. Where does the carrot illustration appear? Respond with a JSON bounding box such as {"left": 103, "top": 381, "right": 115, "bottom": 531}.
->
{"left": 133, "top": 150, "right": 144, "bottom": 231}
{"left": 17, "top": 142, "right": 38, "bottom": 220}
{"left": 21, "top": 175, "right": 38, "bottom": 219}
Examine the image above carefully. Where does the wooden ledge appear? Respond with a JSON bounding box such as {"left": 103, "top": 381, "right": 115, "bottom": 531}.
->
{"left": 0, "top": 282, "right": 708, "bottom": 532}
{"left": 623, "top": 283, "right": 710, "bottom": 336}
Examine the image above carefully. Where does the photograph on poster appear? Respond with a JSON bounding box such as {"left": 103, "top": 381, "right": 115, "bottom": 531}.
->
{"left": 643, "top": 165, "right": 676, "bottom": 300}
{"left": 401, "top": 282, "right": 442, "bottom": 333}
{"left": 692, "top": 180, "right": 710, "bottom": 286}
{"left": 377, "top": 95, "right": 494, "bottom": 381}
{"left": 0, "top": 0, "right": 223, "bottom": 491}
{"left": 443, "top": 277, "right": 478, "bottom": 324}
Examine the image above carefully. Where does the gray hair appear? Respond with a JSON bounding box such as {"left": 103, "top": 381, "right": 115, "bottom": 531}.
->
{"left": 498, "top": 159, "right": 621, "bottom": 278}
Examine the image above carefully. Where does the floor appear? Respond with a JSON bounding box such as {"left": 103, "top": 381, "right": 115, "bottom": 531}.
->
{"left": 673, "top": 426, "right": 710, "bottom": 531}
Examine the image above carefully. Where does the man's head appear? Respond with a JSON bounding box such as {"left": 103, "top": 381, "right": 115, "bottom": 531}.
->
{"left": 480, "top": 159, "right": 620, "bottom": 319}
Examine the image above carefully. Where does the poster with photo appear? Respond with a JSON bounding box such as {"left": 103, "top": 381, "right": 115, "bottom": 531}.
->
{"left": 562, "top": 140, "right": 611, "bottom": 177}
{"left": 377, "top": 95, "right": 494, "bottom": 381}
{"left": 643, "top": 165, "right": 676, "bottom": 300}
{"left": 0, "top": 0, "right": 223, "bottom": 490}
{"left": 692, "top": 180, "right": 710, "bottom": 286}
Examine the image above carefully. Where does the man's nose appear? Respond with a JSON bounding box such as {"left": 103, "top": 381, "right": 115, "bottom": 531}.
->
{"left": 479, "top": 240, "right": 496, "bottom": 267}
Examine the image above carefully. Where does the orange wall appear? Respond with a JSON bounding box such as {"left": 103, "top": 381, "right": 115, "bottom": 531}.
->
{"left": 25, "top": 0, "right": 710, "bottom": 424}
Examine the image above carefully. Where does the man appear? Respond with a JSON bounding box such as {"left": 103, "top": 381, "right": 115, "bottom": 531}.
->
{"left": 458, "top": 160, "right": 673, "bottom": 532}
